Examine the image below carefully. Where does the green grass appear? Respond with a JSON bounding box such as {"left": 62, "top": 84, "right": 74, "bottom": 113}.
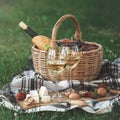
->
{"left": 0, "top": 0, "right": 120, "bottom": 119}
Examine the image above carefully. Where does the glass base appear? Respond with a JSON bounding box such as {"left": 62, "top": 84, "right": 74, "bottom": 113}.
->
{"left": 67, "top": 88, "right": 73, "bottom": 92}
{"left": 51, "top": 93, "right": 64, "bottom": 101}
{"left": 67, "top": 80, "right": 73, "bottom": 92}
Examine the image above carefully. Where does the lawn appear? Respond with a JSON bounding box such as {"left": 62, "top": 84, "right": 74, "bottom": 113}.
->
{"left": 0, "top": 0, "right": 120, "bottom": 119}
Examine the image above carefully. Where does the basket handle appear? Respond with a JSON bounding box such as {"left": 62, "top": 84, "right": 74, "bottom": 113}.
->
{"left": 51, "top": 14, "right": 82, "bottom": 48}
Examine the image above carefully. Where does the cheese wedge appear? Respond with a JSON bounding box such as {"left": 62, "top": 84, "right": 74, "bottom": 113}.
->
{"left": 30, "top": 90, "right": 39, "bottom": 103}
{"left": 39, "top": 86, "right": 48, "bottom": 98}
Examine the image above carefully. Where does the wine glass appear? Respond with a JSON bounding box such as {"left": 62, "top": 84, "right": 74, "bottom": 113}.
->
{"left": 46, "top": 47, "right": 67, "bottom": 100}
{"left": 61, "top": 42, "right": 80, "bottom": 92}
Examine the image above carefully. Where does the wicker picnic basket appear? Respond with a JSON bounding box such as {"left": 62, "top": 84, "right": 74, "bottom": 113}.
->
{"left": 32, "top": 14, "right": 103, "bottom": 82}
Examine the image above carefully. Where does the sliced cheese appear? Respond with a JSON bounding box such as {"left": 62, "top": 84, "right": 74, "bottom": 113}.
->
{"left": 30, "top": 90, "right": 39, "bottom": 103}
{"left": 41, "top": 96, "right": 51, "bottom": 103}
{"left": 39, "top": 86, "right": 48, "bottom": 98}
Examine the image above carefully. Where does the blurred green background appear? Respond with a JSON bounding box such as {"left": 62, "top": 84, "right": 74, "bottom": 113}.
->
{"left": 0, "top": 0, "right": 120, "bottom": 119}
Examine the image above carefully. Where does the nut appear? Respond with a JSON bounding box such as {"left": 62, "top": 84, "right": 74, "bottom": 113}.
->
{"left": 97, "top": 87, "right": 107, "bottom": 97}
{"left": 69, "top": 92, "right": 80, "bottom": 100}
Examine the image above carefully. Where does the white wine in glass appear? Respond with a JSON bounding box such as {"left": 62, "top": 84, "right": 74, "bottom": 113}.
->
{"left": 47, "top": 60, "right": 66, "bottom": 73}
{"left": 61, "top": 43, "right": 80, "bottom": 91}
{"left": 47, "top": 49, "right": 67, "bottom": 100}
{"left": 66, "top": 55, "right": 80, "bottom": 70}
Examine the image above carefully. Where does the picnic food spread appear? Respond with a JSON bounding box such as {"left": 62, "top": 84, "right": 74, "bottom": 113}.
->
{"left": 14, "top": 14, "right": 119, "bottom": 112}
{"left": 15, "top": 83, "right": 119, "bottom": 110}
{"left": 0, "top": 57, "right": 119, "bottom": 113}
{"left": 0, "top": 12, "right": 119, "bottom": 115}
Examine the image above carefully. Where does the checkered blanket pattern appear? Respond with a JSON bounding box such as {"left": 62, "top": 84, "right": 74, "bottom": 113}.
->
{"left": 0, "top": 58, "right": 120, "bottom": 114}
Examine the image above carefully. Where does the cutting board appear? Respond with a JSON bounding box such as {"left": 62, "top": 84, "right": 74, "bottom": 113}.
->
{"left": 17, "top": 92, "right": 115, "bottom": 110}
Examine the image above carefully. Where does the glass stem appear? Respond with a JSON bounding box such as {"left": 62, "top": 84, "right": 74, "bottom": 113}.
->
{"left": 69, "top": 69, "right": 72, "bottom": 92}
{"left": 55, "top": 73, "right": 59, "bottom": 96}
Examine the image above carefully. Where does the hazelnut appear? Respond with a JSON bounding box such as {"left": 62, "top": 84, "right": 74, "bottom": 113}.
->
{"left": 69, "top": 93, "right": 80, "bottom": 100}
{"left": 97, "top": 87, "right": 107, "bottom": 97}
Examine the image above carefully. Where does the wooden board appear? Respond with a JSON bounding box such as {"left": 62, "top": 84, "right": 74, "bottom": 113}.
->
{"left": 18, "top": 92, "right": 115, "bottom": 110}
{"left": 18, "top": 96, "right": 69, "bottom": 110}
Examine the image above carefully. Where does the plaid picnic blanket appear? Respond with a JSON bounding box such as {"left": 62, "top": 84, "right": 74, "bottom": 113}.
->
{"left": 0, "top": 58, "right": 120, "bottom": 114}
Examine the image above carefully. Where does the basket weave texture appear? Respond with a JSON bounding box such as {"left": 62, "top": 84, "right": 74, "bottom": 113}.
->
{"left": 32, "top": 14, "right": 103, "bottom": 82}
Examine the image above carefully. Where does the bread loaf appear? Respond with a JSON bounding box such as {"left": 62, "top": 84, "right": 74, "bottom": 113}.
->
{"left": 32, "top": 35, "right": 51, "bottom": 51}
